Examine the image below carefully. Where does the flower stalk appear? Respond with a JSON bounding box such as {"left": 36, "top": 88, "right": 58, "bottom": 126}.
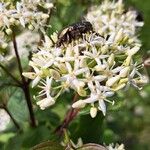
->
{"left": 55, "top": 93, "right": 79, "bottom": 136}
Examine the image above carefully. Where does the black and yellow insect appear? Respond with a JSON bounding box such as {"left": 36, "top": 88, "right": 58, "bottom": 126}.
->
{"left": 56, "top": 21, "right": 93, "bottom": 47}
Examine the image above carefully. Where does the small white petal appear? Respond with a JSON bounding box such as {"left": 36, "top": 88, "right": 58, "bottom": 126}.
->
{"left": 119, "top": 67, "right": 129, "bottom": 77}
{"left": 127, "top": 46, "right": 140, "bottom": 56}
{"left": 83, "top": 94, "right": 98, "bottom": 103}
{"left": 98, "top": 99, "right": 106, "bottom": 116}
{"left": 106, "top": 75, "right": 120, "bottom": 87}
{"left": 32, "top": 76, "right": 41, "bottom": 87}
{"left": 22, "top": 72, "right": 36, "bottom": 79}
{"left": 19, "top": 17, "right": 25, "bottom": 27}
{"left": 104, "top": 91, "right": 114, "bottom": 97}
{"left": 94, "top": 75, "right": 107, "bottom": 82}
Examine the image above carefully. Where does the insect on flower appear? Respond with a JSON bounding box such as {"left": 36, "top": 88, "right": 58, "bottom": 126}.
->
{"left": 56, "top": 21, "right": 94, "bottom": 47}
{"left": 127, "top": 7, "right": 144, "bottom": 22}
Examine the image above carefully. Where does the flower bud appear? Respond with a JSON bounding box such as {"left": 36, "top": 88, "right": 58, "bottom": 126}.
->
{"left": 44, "top": 3, "right": 53, "bottom": 9}
{"left": 1, "top": 43, "right": 8, "bottom": 49}
{"left": 6, "top": 28, "right": 12, "bottom": 35}
{"left": 101, "top": 45, "right": 108, "bottom": 54}
{"left": 112, "top": 83, "right": 126, "bottom": 91}
{"left": 127, "top": 46, "right": 140, "bottom": 56}
{"left": 106, "top": 75, "right": 120, "bottom": 87}
{"left": 90, "top": 107, "right": 97, "bottom": 118}
{"left": 114, "top": 28, "right": 123, "bottom": 43}
{"left": 9, "top": 18, "right": 16, "bottom": 24}
{"left": 77, "top": 87, "right": 87, "bottom": 97}
{"left": 15, "top": 20, "right": 20, "bottom": 25}
{"left": 49, "top": 69, "right": 60, "bottom": 80}
{"left": 37, "top": 97, "right": 55, "bottom": 110}
{"left": 22, "top": 72, "right": 36, "bottom": 79}
{"left": 58, "top": 64, "right": 67, "bottom": 74}
{"left": 41, "top": 14, "right": 49, "bottom": 19}
{"left": 72, "top": 100, "right": 86, "bottom": 108}
{"left": 123, "top": 56, "right": 131, "bottom": 66}
{"left": 119, "top": 78, "right": 128, "bottom": 84}
{"left": 28, "top": 24, "right": 34, "bottom": 30}
{"left": 119, "top": 67, "right": 129, "bottom": 77}
{"left": 108, "top": 53, "right": 115, "bottom": 67}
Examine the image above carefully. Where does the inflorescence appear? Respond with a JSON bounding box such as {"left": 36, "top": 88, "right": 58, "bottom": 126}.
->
{"left": 22, "top": 0, "right": 147, "bottom": 117}
{"left": 0, "top": 0, "right": 53, "bottom": 49}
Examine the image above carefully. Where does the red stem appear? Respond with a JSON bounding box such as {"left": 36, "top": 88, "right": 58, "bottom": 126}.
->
{"left": 55, "top": 93, "right": 79, "bottom": 136}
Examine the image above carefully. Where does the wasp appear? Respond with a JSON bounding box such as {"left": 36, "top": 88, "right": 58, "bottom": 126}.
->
{"left": 56, "top": 21, "right": 94, "bottom": 47}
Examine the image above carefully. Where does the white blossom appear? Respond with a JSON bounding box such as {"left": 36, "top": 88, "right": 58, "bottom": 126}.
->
{"left": 23, "top": 0, "right": 146, "bottom": 117}
{"left": 107, "top": 143, "right": 125, "bottom": 150}
{"left": 86, "top": 0, "right": 144, "bottom": 42}
{"left": 0, "top": 0, "right": 53, "bottom": 31}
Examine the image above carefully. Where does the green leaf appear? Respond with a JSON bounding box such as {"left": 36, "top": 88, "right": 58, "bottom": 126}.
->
{"left": 0, "top": 133, "right": 15, "bottom": 143}
{"left": 4, "top": 134, "right": 23, "bottom": 150}
{"left": 7, "top": 89, "right": 28, "bottom": 124}
{"left": 22, "top": 126, "right": 51, "bottom": 148}
{"left": 36, "top": 109, "right": 60, "bottom": 128}
{"left": 70, "top": 112, "right": 104, "bottom": 144}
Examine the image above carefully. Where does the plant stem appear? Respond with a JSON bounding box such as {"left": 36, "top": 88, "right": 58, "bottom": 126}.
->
{"left": 2, "top": 106, "right": 21, "bottom": 130}
{"left": 55, "top": 93, "right": 79, "bottom": 136}
{"left": 0, "top": 64, "right": 21, "bottom": 86}
{"left": 12, "top": 32, "right": 36, "bottom": 127}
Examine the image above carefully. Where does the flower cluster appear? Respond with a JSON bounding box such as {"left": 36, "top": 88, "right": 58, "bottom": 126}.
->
{"left": 23, "top": 0, "right": 146, "bottom": 117}
{"left": 106, "top": 143, "right": 125, "bottom": 150}
{"left": 23, "top": 32, "right": 146, "bottom": 116}
{"left": 86, "top": 0, "right": 144, "bottom": 45}
{"left": 0, "top": 0, "right": 53, "bottom": 32}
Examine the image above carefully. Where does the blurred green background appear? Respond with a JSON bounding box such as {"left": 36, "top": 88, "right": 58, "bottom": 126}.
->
{"left": 0, "top": 0, "right": 150, "bottom": 150}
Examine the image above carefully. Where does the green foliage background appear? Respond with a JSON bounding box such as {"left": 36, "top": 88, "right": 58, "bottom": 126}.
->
{"left": 0, "top": 0, "right": 150, "bottom": 149}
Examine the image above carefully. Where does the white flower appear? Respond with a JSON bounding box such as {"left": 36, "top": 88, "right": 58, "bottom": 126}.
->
{"left": 37, "top": 77, "right": 52, "bottom": 97}
{"left": 23, "top": 0, "right": 145, "bottom": 116}
{"left": 35, "top": 77, "right": 56, "bottom": 109}
{"left": 0, "top": 0, "right": 53, "bottom": 30}
{"left": 72, "top": 89, "right": 114, "bottom": 116}
{"left": 107, "top": 143, "right": 125, "bottom": 150}
{"left": 36, "top": 97, "right": 55, "bottom": 110}
{"left": 85, "top": 0, "right": 144, "bottom": 45}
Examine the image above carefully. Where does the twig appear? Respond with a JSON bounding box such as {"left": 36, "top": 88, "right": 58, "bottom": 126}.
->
{"left": 12, "top": 31, "right": 36, "bottom": 127}
{"left": 55, "top": 93, "right": 79, "bottom": 136}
